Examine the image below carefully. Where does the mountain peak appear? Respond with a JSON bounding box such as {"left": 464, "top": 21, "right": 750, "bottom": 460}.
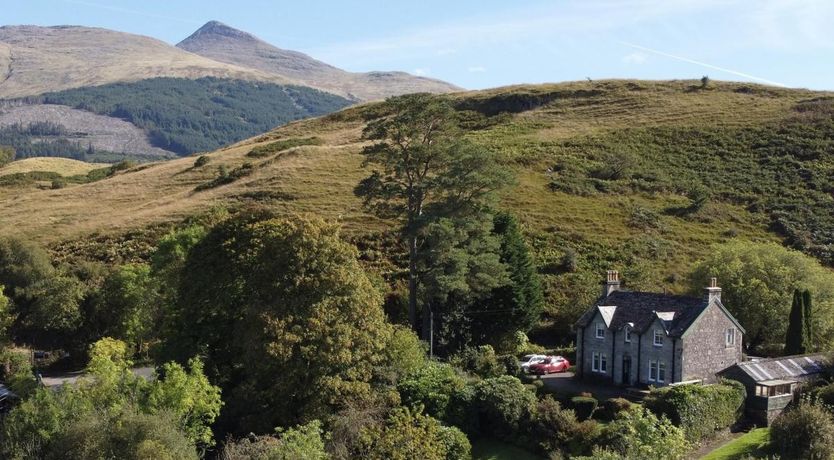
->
{"left": 182, "top": 20, "right": 258, "bottom": 44}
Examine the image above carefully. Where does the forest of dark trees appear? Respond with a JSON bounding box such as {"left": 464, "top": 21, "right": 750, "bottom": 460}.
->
{"left": 41, "top": 78, "right": 353, "bottom": 155}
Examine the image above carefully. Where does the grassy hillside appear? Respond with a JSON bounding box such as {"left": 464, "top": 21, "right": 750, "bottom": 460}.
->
{"left": 40, "top": 77, "right": 353, "bottom": 156}
{"left": 0, "top": 80, "right": 831, "bottom": 342}
{"left": 0, "top": 157, "right": 107, "bottom": 177}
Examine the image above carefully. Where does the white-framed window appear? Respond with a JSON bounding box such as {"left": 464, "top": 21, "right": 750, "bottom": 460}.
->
{"left": 595, "top": 323, "right": 605, "bottom": 339}
{"left": 653, "top": 329, "right": 664, "bottom": 347}
{"left": 592, "top": 352, "right": 607, "bottom": 373}
{"left": 624, "top": 326, "right": 632, "bottom": 343}
{"left": 649, "top": 360, "right": 667, "bottom": 382}
{"left": 726, "top": 327, "right": 736, "bottom": 347}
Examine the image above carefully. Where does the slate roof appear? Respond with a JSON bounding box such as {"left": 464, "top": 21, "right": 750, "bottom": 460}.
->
{"left": 721, "top": 353, "right": 831, "bottom": 383}
{"left": 575, "top": 290, "right": 742, "bottom": 337}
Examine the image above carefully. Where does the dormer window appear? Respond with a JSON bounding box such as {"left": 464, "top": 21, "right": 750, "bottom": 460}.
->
{"left": 624, "top": 326, "right": 632, "bottom": 343}
{"left": 726, "top": 328, "right": 736, "bottom": 347}
{"left": 653, "top": 329, "right": 664, "bottom": 347}
{"left": 595, "top": 323, "right": 606, "bottom": 339}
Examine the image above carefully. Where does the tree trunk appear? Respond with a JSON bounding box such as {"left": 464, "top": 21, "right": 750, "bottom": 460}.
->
{"left": 408, "top": 234, "right": 419, "bottom": 335}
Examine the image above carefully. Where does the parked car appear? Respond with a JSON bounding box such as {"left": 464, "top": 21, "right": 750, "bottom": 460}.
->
{"left": 0, "top": 384, "right": 18, "bottom": 414}
{"left": 520, "top": 354, "right": 548, "bottom": 373}
{"left": 528, "top": 356, "right": 570, "bottom": 375}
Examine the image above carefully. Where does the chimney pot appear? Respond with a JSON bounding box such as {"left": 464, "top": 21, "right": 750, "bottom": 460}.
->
{"left": 603, "top": 270, "right": 621, "bottom": 297}
{"left": 705, "top": 277, "right": 721, "bottom": 303}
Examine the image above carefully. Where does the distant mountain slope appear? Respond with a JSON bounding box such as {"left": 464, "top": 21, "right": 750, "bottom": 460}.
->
{"left": 0, "top": 103, "right": 172, "bottom": 159}
{"left": 0, "top": 25, "right": 295, "bottom": 99}
{"left": 41, "top": 77, "right": 351, "bottom": 155}
{"left": 177, "top": 21, "right": 461, "bottom": 100}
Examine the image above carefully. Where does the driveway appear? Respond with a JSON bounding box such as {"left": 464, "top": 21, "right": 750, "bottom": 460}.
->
{"left": 40, "top": 367, "right": 154, "bottom": 388}
{"left": 535, "top": 372, "right": 631, "bottom": 401}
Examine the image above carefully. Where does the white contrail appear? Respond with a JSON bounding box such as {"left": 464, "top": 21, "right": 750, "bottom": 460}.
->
{"left": 620, "top": 41, "right": 788, "bottom": 87}
{"left": 62, "top": 0, "right": 200, "bottom": 25}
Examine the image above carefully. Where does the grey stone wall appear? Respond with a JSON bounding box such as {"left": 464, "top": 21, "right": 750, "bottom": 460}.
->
{"left": 579, "top": 311, "right": 614, "bottom": 382}
{"left": 612, "top": 327, "right": 639, "bottom": 386}
{"left": 637, "top": 318, "right": 681, "bottom": 386}
{"left": 680, "top": 302, "right": 742, "bottom": 383}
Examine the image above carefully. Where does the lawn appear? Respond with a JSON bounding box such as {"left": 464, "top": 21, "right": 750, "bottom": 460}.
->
{"left": 701, "top": 428, "right": 771, "bottom": 460}
{"left": 471, "top": 438, "right": 543, "bottom": 460}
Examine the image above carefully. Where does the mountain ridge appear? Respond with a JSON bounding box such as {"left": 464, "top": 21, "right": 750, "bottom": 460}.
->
{"left": 176, "top": 20, "right": 461, "bottom": 100}
{"left": 0, "top": 24, "right": 299, "bottom": 99}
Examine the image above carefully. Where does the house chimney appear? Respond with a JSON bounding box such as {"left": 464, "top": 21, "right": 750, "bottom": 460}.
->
{"left": 602, "top": 270, "right": 620, "bottom": 297}
{"left": 705, "top": 277, "right": 721, "bottom": 303}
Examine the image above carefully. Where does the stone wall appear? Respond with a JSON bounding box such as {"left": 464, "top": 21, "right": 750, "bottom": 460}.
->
{"left": 637, "top": 317, "right": 681, "bottom": 386}
{"left": 681, "top": 302, "right": 743, "bottom": 383}
{"left": 578, "top": 310, "right": 614, "bottom": 382}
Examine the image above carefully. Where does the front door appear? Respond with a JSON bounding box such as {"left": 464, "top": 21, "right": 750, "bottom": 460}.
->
{"left": 622, "top": 355, "right": 632, "bottom": 385}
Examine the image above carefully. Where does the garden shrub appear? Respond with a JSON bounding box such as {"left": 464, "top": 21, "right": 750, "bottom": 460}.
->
{"left": 596, "top": 407, "right": 689, "bottom": 460}
{"left": 0, "top": 347, "right": 37, "bottom": 397}
{"left": 771, "top": 399, "right": 834, "bottom": 460}
{"left": 601, "top": 397, "right": 633, "bottom": 420}
{"left": 570, "top": 396, "right": 598, "bottom": 421}
{"left": 812, "top": 382, "right": 834, "bottom": 407}
{"left": 397, "top": 361, "right": 466, "bottom": 420}
{"left": 533, "top": 395, "right": 594, "bottom": 455}
{"left": 450, "top": 345, "right": 504, "bottom": 379}
{"left": 498, "top": 354, "right": 520, "bottom": 376}
{"left": 357, "top": 407, "right": 470, "bottom": 460}
{"left": 643, "top": 380, "right": 745, "bottom": 441}
{"left": 445, "top": 384, "right": 477, "bottom": 434}
{"left": 469, "top": 376, "right": 537, "bottom": 440}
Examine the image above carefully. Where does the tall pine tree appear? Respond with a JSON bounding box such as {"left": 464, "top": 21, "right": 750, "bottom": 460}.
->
{"left": 785, "top": 289, "right": 805, "bottom": 355}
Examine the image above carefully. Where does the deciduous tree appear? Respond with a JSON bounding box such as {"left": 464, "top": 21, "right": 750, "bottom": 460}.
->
{"left": 690, "top": 241, "right": 834, "bottom": 351}
{"left": 165, "top": 213, "right": 391, "bottom": 433}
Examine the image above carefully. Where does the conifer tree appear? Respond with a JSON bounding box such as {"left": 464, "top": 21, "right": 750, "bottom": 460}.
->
{"left": 803, "top": 290, "right": 814, "bottom": 353}
{"left": 785, "top": 289, "right": 805, "bottom": 355}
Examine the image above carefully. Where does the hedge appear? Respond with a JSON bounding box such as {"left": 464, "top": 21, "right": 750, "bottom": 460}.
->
{"left": 570, "top": 396, "right": 598, "bottom": 421}
{"left": 643, "top": 380, "right": 746, "bottom": 442}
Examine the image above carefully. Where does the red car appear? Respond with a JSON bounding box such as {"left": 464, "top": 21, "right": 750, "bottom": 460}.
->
{"left": 528, "top": 356, "right": 570, "bottom": 375}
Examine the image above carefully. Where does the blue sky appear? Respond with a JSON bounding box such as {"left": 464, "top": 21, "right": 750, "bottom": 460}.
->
{"left": 4, "top": 0, "right": 834, "bottom": 90}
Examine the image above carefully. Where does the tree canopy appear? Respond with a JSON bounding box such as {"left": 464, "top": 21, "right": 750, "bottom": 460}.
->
{"left": 690, "top": 240, "right": 834, "bottom": 352}
{"left": 356, "top": 93, "right": 514, "bottom": 337}
{"left": 164, "top": 213, "right": 391, "bottom": 433}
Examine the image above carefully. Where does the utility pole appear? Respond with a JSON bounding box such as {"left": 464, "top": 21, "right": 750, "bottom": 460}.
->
{"left": 429, "top": 309, "right": 434, "bottom": 358}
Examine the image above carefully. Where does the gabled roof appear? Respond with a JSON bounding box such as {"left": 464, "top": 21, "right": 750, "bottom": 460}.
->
{"left": 576, "top": 290, "right": 744, "bottom": 337}
{"left": 720, "top": 353, "right": 831, "bottom": 383}
{"left": 577, "top": 290, "right": 703, "bottom": 336}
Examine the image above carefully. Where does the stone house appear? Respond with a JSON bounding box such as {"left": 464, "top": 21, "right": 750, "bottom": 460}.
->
{"left": 575, "top": 271, "right": 744, "bottom": 387}
{"left": 717, "top": 353, "right": 831, "bottom": 425}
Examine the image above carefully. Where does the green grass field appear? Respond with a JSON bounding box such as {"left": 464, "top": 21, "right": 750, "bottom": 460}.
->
{"left": 701, "top": 428, "right": 771, "bottom": 460}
